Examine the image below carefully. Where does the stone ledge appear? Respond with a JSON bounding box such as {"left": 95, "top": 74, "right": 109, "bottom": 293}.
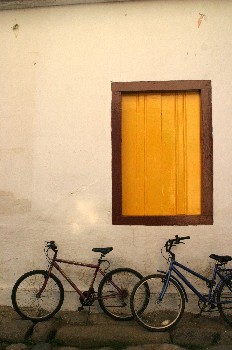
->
{"left": 0, "top": 320, "right": 33, "bottom": 343}
{"left": 0, "top": 307, "right": 231, "bottom": 350}
{"left": 171, "top": 327, "right": 219, "bottom": 348}
{"left": 55, "top": 324, "right": 171, "bottom": 348}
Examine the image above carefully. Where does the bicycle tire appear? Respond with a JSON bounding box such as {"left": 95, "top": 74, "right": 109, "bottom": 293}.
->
{"left": 98, "top": 267, "right": 149, "bottom": 321}
{"left": 130, "top": 274, "right": 185, "bottom": 331}
{"left": 217, "top": 276, "right": 232, "bottom": 325}
{"left": 11, "top": 270, "right": 64, "bottom": 322}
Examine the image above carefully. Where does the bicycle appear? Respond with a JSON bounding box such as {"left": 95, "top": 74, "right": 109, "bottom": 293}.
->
{"left": 130, "top": 235, "right": 232, "bottom": 331}
{"left": 12, "top": 240, "right": 149, "bottom": 322}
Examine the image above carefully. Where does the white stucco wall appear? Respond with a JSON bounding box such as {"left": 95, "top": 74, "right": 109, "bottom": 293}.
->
{"left": 0, "top": 0, "right": 232, "bottom": 311}
{"left": 0, "top": 0, "right": 136, "bottom": 11}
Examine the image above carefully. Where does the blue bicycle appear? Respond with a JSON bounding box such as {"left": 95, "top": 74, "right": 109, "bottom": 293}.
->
{"left": 130, "top": 235, "right": 232, "bottom": 331}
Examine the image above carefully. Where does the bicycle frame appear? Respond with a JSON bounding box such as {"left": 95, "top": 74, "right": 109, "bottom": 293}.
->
{"left": 158, "top": 259, "right": 232, "bottom": 306}
{"left": 38, "top": 251, "right": 121, "bottom": 302}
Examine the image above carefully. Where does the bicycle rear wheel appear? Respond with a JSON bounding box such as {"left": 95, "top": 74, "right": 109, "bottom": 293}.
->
{"left": 11, "top": 270, "right": 64, "bottom": 322}
{"left": 217, "top": 276, "right": 232, "bottom": 325}
{"left": 98, "top": 268, "right": 149, "bottom": 320}
{"left": 130, "top": 274, "right": 185, "bottom": 331}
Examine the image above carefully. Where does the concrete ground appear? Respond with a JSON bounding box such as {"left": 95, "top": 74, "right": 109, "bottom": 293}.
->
{"left": 1, "top": 306, "right": 232, "bottom": 350}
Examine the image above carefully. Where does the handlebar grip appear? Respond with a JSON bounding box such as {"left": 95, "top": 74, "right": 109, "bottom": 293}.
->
{"left": 179, "top": 236, "right": 190, "bottom": 240}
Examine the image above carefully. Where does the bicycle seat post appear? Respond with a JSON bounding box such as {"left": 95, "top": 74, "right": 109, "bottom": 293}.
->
{"left": 98, "top": 253, "right": 105, "bottom": 264}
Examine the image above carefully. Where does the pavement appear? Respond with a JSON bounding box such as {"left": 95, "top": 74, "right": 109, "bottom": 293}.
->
{"left": 1, "top": 306, "right": 232, "bottom": 350}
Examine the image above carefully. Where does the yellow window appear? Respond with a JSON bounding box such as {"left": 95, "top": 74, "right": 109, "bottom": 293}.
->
{"left": 111, "top": 81, "right": 213, "bottom": 226}
{"left": 121, "top": 92, "right": 201, "bottom": 216}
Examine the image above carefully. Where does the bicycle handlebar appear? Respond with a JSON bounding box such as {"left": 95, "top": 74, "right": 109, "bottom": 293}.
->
{"left": 46, "top": 240, "right": 58, "bottom": 252}
{"left": 165, "top": 235, "right": 190, "bottom": 255}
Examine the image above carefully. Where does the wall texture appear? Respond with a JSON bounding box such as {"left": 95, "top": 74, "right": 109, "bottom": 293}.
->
{"left": 0, "top": 0, "right": 232, "bottom": 310}
{"left": 0, "top": 0, "right": 135, "bottom": 11}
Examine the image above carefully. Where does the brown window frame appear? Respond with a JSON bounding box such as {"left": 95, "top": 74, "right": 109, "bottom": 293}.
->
{"left": 111, "top": 80, "right": 213, "bottom": 226}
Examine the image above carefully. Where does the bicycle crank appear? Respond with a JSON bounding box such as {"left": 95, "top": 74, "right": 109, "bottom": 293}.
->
{"left": 198, "top": 296, "right": 217, "bottom": 314}
{"left": 80, "top": 289, "right": 95, "bottom": 307}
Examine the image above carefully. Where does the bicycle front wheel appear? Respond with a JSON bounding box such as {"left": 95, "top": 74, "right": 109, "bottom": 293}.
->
{"left": 131, "top": 274, "right": 185, "bottom": 331}
{"left": 98, "top": 268, "right": 149, "bottom": 321}
{"left": 217, "top": 277, "right": 232, "bottom": 325}
{"left": 11, "top": 270, "right": 64, "bottom": 322}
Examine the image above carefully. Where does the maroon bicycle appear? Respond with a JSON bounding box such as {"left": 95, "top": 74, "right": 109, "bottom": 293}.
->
{"left": 11, "top": 241, "right": 148, "bottom": 322}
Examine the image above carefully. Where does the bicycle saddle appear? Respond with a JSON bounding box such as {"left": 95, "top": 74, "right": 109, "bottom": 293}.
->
{"left": 209, "top": 254, "right": 232, "bottom": 263}
{"left": 92, "top": 247, "right": 113, "bottom": 255}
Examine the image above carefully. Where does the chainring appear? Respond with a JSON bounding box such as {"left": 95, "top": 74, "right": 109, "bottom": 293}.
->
{"left": 80, "top": 289, "right": 95, "bottom": 306}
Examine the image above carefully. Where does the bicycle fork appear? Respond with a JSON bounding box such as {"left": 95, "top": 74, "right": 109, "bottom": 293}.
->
{"left": 157, "top": 271, "right": 172, "bottom": 304}
{"left": 36, "top": 261, "right": 55, "bottom": 298}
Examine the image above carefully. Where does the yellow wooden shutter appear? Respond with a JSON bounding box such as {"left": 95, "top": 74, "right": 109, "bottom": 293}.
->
{"left": 121, "top": 92, "right": 201, "bottom": 216}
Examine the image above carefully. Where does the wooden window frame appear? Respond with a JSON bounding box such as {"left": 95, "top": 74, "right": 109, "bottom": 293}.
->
{"left": 111, "top": 80, "right": 213, "bottom": 226}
